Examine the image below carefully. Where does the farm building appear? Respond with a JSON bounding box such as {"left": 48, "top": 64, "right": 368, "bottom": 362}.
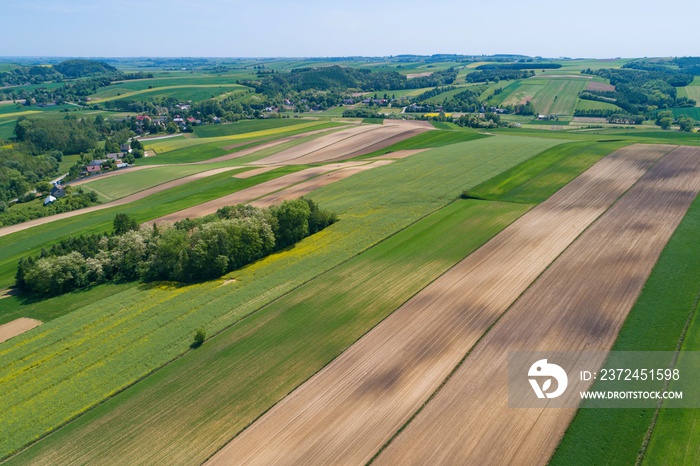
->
{"left": 86, "top": 160, "right": 104, "bottom": 173}
{"left": 120, "top": 143, "right": 132, "bottom": 153}
{"left": 106, "top": 152, "right": 126, "bottom": 160}
{"left": 50, "top": 185, "right": 65, "bottom": 199}
{"left": 43, "top": 195, "right": 56, "bottom": 205}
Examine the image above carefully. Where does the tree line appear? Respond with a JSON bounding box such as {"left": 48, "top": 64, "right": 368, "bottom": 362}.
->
{"left": 15, "top": 199, "right": 337, "bottom": 297}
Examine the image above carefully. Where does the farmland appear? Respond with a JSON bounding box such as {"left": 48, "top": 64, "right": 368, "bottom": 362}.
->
{"left": 1, "top": 53, "right": 700, "bottom": 466}
{"left": 0, "top": 135, "right": 559, "bottom": 461}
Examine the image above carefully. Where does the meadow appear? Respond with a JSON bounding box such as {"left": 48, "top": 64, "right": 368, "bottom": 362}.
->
{"left": 550, "top": 190, "right": 700, "bottom": 466}
{"left": 88, "top": 84, "right": 248, "bottom": 103}
{"left": 0, "top": 135, "right": 561, "bottom": 461}
{"left": 676, "top": 77, "right": 700, "bottom": 106}
{"left": 575, "top": 98, "right": 622, "bottom": 111}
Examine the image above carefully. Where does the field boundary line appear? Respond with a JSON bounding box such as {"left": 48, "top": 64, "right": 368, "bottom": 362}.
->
{"left": 197, "top": 198, "right": 533, "bottom": 466}
{"left": 2, "top": 196, "right": 478, "bottom": 464}
{"left": 367, "top": 145, "right": 673, "bottom": 465}
{"left": 635, "top": 274, "right": 700, "bottom": 465}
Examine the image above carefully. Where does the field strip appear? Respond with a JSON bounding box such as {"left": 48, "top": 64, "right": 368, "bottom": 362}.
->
{"left": 375, "top": 146, "right": 700, "bottom": 465}
{"left": 151, "top": 162, "right": 372, "bottom": 224}
{"left": 232, "top": 166, "right": 278, "bottom": 179}
{"left": 253, "top": 121, "right": 431, "bottom": 165}
{"left": 87, "top": 84, "right": 245, "bottom": 104}
{"left": 201, "top": 126, "right": 349, "bottom": 164}
{"left": 0, "top": 167, "right": 241, "bottom": 238}
{"left": 68, "top": 166, "right": 157, "bottom": 187}
{"left": 0, "top": 319, "right": 42, "bottom": 344}
{"left": 204, "top": 144, "right": 673, "bottom": 466}
{"left": 250, "top": 161, "right": 393, "bottom": 208}
{"left": 369, "top": 149, "right": 429, "bottom": 160}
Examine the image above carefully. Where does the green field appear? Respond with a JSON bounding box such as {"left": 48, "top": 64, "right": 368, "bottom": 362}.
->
{"left": 88, "top": 84, "right": 248, "bottom": 103}
{"left": 669, "top": 107, "right": 700, "bottom": 120}
{"left": 575, "top": 98, "right": 623, "bottom": 112}
{"left": 551, "top": 190, "right": 700, "bottom": 466}
{"left": 192, "top": 118, "right": 308, "bottom": 138}
{"left": 357, "top": 127, "right": 486, "bottom": 158}
{"left": 465, "top": 140, "right": 628, "bottom": 203}
{"left": 493, "top": 77, "right": 588, "bottom": 115}
{"left": 0, "top": 135, "right": 561, "bottom": 461}
{"left": 0, "top": 166, "right": 303, "bottom": 290}
{"left": 4, "top": 199, "right": 530, "bottom": 465}
{"left": 79, "top": 163, "right": 245, "bottom": 201}
{"left": 677, "top": 77, "right": 700, "bottom": 107}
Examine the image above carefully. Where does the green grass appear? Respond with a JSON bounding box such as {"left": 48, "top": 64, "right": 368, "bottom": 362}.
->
{"left": 575, "top": 98, "right": 623, "bottom": 112}
{"left": 669, "top": 107, "right": 700, "bottom": 120}
{"left": 551, "top": 190, "right": 700, "bottom": 466}
{"left": 676, "top": 80, "right": 700, "bottom": 107}
{"left": 465, "top": 140, "right": 627, "bottom": 204}
{"left": 0, "top": 166, "right": 304, "bottom": 290}
{"left": 192, "top": 118, "right": 307, "bottom": 138}
{"left": 0, "top": 135, "right": 561, "bottom": 461}
{"left": 3, "top": 198, "right": 531, "bottom": 466}
{"left": 79, "top": 163, "right": 244, "bottom": 201}
{"left": 494, "top": 77, "right": 588, "bottom": 116}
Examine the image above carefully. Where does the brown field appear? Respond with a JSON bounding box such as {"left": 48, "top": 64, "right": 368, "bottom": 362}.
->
{"left": 231, "top": 166, "right": 278, "bottom": 179}
{"left": 369, "top": 149, "right": 429, "bottom": 160}
{"left": 376, "top": 146, "right": 700, "bottom": 465}
{"left": 406, "top": 72, "right": 433, "bottom": 79}
{"left": 253, "top": 121, "right": 431, "bottom": 165}
{"left": 586, "top": 81, "right": 616, "bottom": 92}
{"left": 152, "top": 162, "right": 370, "bottom": 224}
{"left": 0, "top": 318, "right": 42, "bottom": 344}
{"left": 0, "top": 167, "right": 242, "bottom": 238}
{"left": 204, "top": 144, "right": 673, "bottom": 466}
{"left": 250, "top": 161, "right": 393, "bottom": 208}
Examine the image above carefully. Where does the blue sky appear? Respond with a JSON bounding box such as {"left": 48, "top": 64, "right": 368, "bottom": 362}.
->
{"left": 0, "top": 0, "right": 697, "bottom": 58}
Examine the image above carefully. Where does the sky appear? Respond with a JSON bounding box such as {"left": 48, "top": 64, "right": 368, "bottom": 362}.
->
{"left": 0, "top": 0, "right": 697, "bottom": 58}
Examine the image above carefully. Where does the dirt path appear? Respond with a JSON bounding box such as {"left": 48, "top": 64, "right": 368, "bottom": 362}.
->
{"left": 250, "top": 161, "right": 393, "bottom": 208}
{"left": 151, "top": 162, "right": 371, "bottom": 224}
{"left": 0, "top": 167, "right": 241, "bottom": 238}
{"left": 369, "top": 149, "right": 429, "bottom": 160}
{"left": 253, "top": 121, "right": 431, "bottom": 165}
{"left": 0, "top": 318, "right": 42, "bottom": 344}
{"left": 377, "top": 145, "right": 700, "bottom": 465}
{"left": 204, "top": 144, "right": 674, "bottom": 466}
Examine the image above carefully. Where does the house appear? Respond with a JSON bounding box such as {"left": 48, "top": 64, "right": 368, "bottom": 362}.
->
{"left": 212, "top": 116, "right": 221, "bottom": 124}
{"left": 106, "top": 152, "right": 125, "bottom": 160}
{"left": 116, "top": 162, "right": 129, "bottom": 169}
{"left": 537, "top": 114, "right": 549, "bottom": 120}
{"left": 186, "top": 117, "right": 201, "bottom": 124}
{"left": 43, "top": 195, "right": 57, "bottom": 205}
{"left": 176, "top": 103, "right": 191, "bottom": 110}
{"left": 120, "top": 143, "right": 132, "bottom": 153}
{"left": 50, "top": 185, "right": 66, "bottom": 199}
{"left": 86, "top": 160, "right": 104, "bottom": 173}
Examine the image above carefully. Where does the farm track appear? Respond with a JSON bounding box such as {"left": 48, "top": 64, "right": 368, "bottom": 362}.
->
{"left": 253, "top": 120, "right": 431, "bottom": 165}
{"left": 204, "top": 144, "right": 674, "bottom": 466}
{"left": 0, "top": 319, "right": 42, "bottom": 344}
{"left": 151, "top": 162, "right": 373, "bottom": 224}
{"left": 0, "top": 167, "right": 242, "bottom": 238}
{"left": 376, "top": 145, "right": 700, "bottom": 465}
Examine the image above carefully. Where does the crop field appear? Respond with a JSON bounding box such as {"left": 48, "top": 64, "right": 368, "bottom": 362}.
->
{"left": 87, "top": 84, "right": 248, "bottom": 103}
{"left": 0, "top": 166, "right": 304, "bottom": 289}
{"left": 252, "top": 120, "right": 431, "bottom": 165}
{"left": 494, "top": 78, "right": 587, "bottom": 115}
{"left": 676, "top": 77, "right": 700, "bottom": 106}
{"left": 551, "top": 190, "right": 700, "bottom": 466}
{"left": 575, "top": 98, "right": 622, "bottom": 111}
{"left": 0, "top": 135, "right": 561, "bottom": 462}
{"left": 192, "top": 118, "right": 308, "bottom": 138}
{"left": 670, "top": 107, "right": 700, "bottom": 120}
{"left": 466, "top": 140, "right": 629, "bottom": 203}
{"left": 376, "top": 145, "right": 700, "bottom": 465}
{"left": 78, "top": 163, "right": 245, "bottom": 201}
{"left": 207, "top": 145, "right": 667, "bottom": 465}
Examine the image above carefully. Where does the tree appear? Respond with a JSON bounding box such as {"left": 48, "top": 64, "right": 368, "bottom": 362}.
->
{"left": 35, "top": 181, "right": 52, "bottom": 195}
{"left": 113, "top": 213, "right": 139, "bottom": 235}
{"left": 678, "top": 116, "right": 696, "bottom": 132}
{"left": 192, "top": 328, "right": 206, "bottom": 348}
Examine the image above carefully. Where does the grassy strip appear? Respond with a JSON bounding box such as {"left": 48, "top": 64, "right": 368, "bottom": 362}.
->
{"left": 0, "top": 166, "right": 304, "bottom": 289}
{"left": 4, "top": 199, "right": 530, "bottom": 465}
{"left": 550, "top": 191, "right": 700, "bottom": 466}
{"left": 0, "top": 136, "right": 560, "bottom": 460}
{"left": 465, "top": 140, "right": 628, "bottom": 204}
{"left": 139, "top": 121, "right": 345, "bottom": 165}
{"left": 355, "top": 127, "right": 487, "bottom": 159}
{"left": 193, "top": 118, "right": 308, "bottom": 138}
